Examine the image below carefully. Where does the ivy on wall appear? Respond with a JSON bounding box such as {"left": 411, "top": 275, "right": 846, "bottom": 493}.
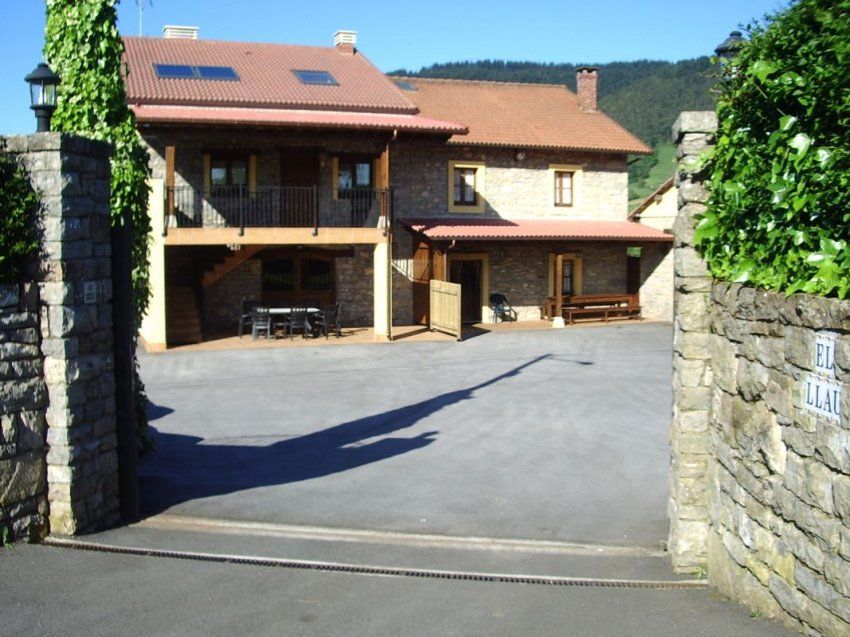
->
{"left": 44, "top": 0, "right": 153, "bottom": 451}
{"left": 0, "top": 150, "right": 40, "bottom": 284}
{"left": 695, "top": 0, "right": 850, "bottom": 297}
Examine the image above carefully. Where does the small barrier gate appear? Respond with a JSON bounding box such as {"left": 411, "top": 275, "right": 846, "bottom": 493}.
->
{"left": 429, "top": 279, "right": 462, "bottom": 341}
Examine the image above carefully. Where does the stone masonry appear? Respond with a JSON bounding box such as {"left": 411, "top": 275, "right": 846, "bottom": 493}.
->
{"left": 669, "top": 112, "right": 850, "bottom": 636}
{"left": 668, "top": 111, "right": 717, "bottom": 572}
{"left": 706, "top": 284, "right": 850, "bottom": 636}
{"left": 0, "top": 283, "right": 49, "bottom": 542}
{"left": 3, "top": 133, "right": 120, "bottom": 536}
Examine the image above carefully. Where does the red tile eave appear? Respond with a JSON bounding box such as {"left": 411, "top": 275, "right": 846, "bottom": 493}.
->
{"left": 401, "top": 218, "right": 674, "bottom": 243}
{"left": 445, "top": 139, "right": 652, "bottom": 155}
{"left": 130, "top": 105, "right": 468, "bottom": 135}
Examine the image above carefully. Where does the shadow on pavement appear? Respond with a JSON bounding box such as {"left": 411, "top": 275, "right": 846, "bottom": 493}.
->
{"left": 139, "top": 355, "right": 551, "bottom": 517}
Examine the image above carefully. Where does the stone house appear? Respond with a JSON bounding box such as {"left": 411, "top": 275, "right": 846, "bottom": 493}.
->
{"left": 126, "top": 28, "right": 672, "bottom": 350}
{"left": 628, "top": 177, "right": 676, "bottom": 321}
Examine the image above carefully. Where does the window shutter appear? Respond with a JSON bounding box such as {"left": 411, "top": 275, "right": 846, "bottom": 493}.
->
{"left": 203, "top": 154, "right": 211, "bottom": 196}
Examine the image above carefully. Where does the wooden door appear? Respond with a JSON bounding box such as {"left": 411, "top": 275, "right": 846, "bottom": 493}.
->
{"left": 280, "top": 151, "right": 320, "bottom": 226}
{"left": 627, "top": 254, "right": 641, "bottom": 305}
{"left": 450, "top": 259, "right": 482, "bottom": 323}
{"left": 412, "top": 240, "right": 431, "bottom": 325}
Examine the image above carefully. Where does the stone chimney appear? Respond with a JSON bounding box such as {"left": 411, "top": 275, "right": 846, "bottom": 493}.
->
{"left": 334, "top": 30, "right": 357, "bottom": 53}
{"left": 163, "top": 25, "right": 199, "bottom": 39}
{"left": 576, "top": 66, "right": 598, "bottom": 111}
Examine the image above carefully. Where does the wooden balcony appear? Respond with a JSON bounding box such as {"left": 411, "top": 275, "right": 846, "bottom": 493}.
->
{"left": 162, "top": 186, "right": 392, "bottom": 246}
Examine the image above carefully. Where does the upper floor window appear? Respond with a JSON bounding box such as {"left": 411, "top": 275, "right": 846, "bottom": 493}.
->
{"left": 293, "top": 70, "right": 338, "bottom": 85}
{"left": 454, "top": 167, "right": 477, "bottom": 205}
{"left": 554, "top": 170, "right": 574, "bottom": 206}
{"left": 337, "top": 158, "right": 372, "bottom": 192}
{"left": 447, "top": 160, "right": 486, "bottom": 213}
{"left": 210, "top": 156, "right": 248, "bottom": 189}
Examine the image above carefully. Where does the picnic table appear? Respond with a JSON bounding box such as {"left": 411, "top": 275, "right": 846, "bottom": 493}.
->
{"left": 541, "top": 294, "right": 641, "bottom": 324}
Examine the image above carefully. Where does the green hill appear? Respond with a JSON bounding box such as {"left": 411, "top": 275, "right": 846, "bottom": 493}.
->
{"left": 390, "top": 58, "right": 716, "bottom": 203}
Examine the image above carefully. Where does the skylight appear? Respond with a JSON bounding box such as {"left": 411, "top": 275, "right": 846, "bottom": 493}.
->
{"left": 293, "top": 70, "right": 338, "bottom": 86}
{"left": 392, "top": 80, "right": 417, "bottom": 92}
{"left": 154, "top": 64, "right": 239, "bottom": 81}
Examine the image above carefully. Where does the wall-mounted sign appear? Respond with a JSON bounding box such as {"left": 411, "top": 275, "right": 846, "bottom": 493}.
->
{"left": 803, "top": 332, "right": 840, "bottom": 421}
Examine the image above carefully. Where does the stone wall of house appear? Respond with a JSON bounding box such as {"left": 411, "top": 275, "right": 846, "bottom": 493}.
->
{"left": 336, "top": 246, "right": 373, "bottom": 327}
{"left": 0, "top": 283, "right": 49, "bottom": 542}
{"left": 639, "top": 243, "right": 674, "bottom": 321}
{"left": 391, "top": 142, "right": 629, "bottom": 222}
{"left": 2, "top": 133, "right": 120, "bottom": 538}
{"left": 669, "top": 112, "right": 850, "bottom": 636}
{"left": 203, "top": 259, "right": 262, "bottom": 333}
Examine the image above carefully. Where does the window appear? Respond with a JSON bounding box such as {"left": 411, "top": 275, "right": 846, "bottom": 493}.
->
{"left": 454, "top": 167, "right": 477, "bottom": 205}
{"left": 302, "top": 258, "right": 332, "bottom": 291}
{"left": 562, "top": 259, "right": 574, "bottom": 295}
{"left": 554, "top": 170, "right": 574, "bottom": 206}
{"left": 447, "top": 161, "right": 486, "bottom": 213}
{"left": 263, "top": 259, "right": 294, "bottom": 291}
{"left": 294, "top": 70, "right": 338, "bottom": 85}
{"left": 548, "top": 164, "right": 582, "bottom": 211}
{"left": 392, "top": 79, "right": 417, "bottom": 92}
{"left": 154, "top": 64, "right": 239, "bottom": 80}
{"left": 209, "top": 156, "right": 248, "bottom": 189}
{"left": 337, "top": 159, "right": 372, "bottom": 191}
{"left": 548, "top": 253, "right": 583, "bottom": 297}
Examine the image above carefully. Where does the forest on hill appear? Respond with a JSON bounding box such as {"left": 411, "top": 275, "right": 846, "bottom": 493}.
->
{"left": 390, "top": 58, "right": 717, "bottom": 205}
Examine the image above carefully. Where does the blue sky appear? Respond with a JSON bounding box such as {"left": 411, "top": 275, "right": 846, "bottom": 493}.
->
{"left": 2, "top": 0, "right": 786, "bottom": 135}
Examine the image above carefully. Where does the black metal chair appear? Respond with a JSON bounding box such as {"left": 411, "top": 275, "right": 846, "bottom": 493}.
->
{"left": 287, "top": 306, "right": 311, "bottom": 339}
{"left": 238, "top": 299, "right": 260, "bottom": 337}
{"left": 489, "top": 293, "right": 517, "bottom": 323}
{"left": 313, "top": 301, "right": 342, "bottom": 339}
{"left": 251, "top": 307, "right": 272, "bottom": 340}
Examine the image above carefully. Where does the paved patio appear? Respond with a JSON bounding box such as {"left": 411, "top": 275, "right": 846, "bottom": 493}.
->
{"left": 139, "top": 322, "right": 673, "bottom": 548}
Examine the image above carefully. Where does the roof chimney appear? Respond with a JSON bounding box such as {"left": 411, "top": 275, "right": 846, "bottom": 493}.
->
{"left": 334, "top": 30, "right": 357, "bottom": 53}
{"left": 576, "top": 66, "right": 598, "bottom": 111}
{"left": 163, "top": 25, "right": 199, "bottom": 40}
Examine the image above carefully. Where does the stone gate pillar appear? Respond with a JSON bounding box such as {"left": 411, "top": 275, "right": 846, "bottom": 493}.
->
{"left": 667, "top": 112, "right": 717, "bottom": 572}
{"left": 5, "top": 133, "right": 120, "bottom": 535}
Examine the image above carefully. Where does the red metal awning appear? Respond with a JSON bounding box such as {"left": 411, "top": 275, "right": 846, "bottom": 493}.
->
{"left": 402, "top": 218, "right": 674, "bottom": 242}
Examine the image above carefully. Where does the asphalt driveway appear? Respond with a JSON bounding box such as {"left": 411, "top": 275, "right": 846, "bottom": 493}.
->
{"left": 139, "top": 322, "right": 673, "bottom": 548}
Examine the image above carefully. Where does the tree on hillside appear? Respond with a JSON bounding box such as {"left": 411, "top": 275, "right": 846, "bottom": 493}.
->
{"left": 44, "top": 0, "right": 152, "bottom": 450}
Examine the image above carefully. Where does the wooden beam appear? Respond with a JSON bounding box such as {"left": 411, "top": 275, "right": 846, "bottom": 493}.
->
{"left": 164, "top": 226, "right": 385, "bottom": 246}
{"left": 165, "top": 145, "right": 175, "bottom": 215}
{"left": 556, "top": 253, "right": 564, "bottom": 319}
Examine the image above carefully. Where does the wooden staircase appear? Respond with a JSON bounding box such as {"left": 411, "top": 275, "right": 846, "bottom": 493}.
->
{"left": 166, "top": 286, "right": 203, "bottom": 345}
{"left": 202, "top": 245, "right": 262, "bottom": 288}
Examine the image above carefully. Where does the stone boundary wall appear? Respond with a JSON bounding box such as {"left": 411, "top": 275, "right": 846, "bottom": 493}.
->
{"left": 0, "top": 283, "right": 49, "bottom": 541}
{"left": 2, "top": 133, "right": 120, "bottom": 537}
{"left": 668, "top": 112, "right": 850, "bottom": 636}
{"left": 707, "top": 283, "right": 850, "bottom": 636}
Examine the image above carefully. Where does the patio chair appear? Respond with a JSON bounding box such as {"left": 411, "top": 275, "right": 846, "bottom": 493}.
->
{"left": 287, "top": 306, "right": 311, "bottom": 339}
{"left": 251, "top": 307, "right": 272, "bottom": 340}
{"left": 238, "top": 299, "right": 261, "bottom": 338}
{"left": 313, "top": 301, "right": 342, "bottom": 339}
{"left": 489, "top": 293, "right": 517, "bottom": 323}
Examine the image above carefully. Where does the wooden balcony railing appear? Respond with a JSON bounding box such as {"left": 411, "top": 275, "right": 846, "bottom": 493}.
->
{"left": 164, "top": 186, "right": 393, "bottom": 237}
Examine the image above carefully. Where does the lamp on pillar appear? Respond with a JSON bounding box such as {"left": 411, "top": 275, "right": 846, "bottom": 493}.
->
{"left": 24, "top": 62, "right": 60, "bottom": 132}
{"left": 714, "top": 30, "right": 745, "bottom": 60}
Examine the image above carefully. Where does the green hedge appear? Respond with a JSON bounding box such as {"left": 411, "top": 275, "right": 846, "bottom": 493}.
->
{"left": 0, "top": 150, "right": 39, "bottom": 283}
{"left": 695, "top": 0, "right": 850, "bottom": 297}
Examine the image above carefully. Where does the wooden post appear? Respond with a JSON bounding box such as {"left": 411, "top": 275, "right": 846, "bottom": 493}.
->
{"left": 555, "top": 253, "right": 564, "bottom": 319}
{"left": 165, "top": 145, "right": 175, "bottom": 218}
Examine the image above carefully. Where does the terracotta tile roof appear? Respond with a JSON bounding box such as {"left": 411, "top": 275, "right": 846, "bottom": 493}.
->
{"left": 122, "top": 36, "right": 418, "bottom": 114}
{"left": 131, "top": 104, "right": 467, "bottom": 134}
{"left": 395, "top": 78, "right": 651, "bottom": 155}
{"left": 402, "top": 218, "right": 673, "bottom": 242}
{"left": 628, "top": 177, "right": 675, "bottom": 220}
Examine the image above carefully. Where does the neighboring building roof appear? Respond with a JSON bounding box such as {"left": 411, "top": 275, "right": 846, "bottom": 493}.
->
{"left": 395, "top": 77, "right": 651, "bottom": 155}
{"left": 628, "top": 177, "right": 675, "bottom": 220}
{"left": 130, "top": 104, "right": 468, "bottom": 134}
{"left": 122, "top": 36, "right": 418, "bottom": 114}
{"left": 403, "top": 218, "right": 673, "bottom": 242}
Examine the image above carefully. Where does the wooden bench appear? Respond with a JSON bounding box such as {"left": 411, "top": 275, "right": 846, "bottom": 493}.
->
{"left": 541, "top": 294, "right": 641, "bottom": 324}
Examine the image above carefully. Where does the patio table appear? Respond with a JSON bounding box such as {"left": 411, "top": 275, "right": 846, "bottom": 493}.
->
{"left": 267, "top": 307, "right": 321, "bottom": 339}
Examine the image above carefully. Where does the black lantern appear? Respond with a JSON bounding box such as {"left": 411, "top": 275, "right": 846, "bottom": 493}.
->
{"left": 24, "top": 62, "right": 60, "bottom": 132}
{"left": 714, "top": 31, "right": 745, "bottom": 60}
